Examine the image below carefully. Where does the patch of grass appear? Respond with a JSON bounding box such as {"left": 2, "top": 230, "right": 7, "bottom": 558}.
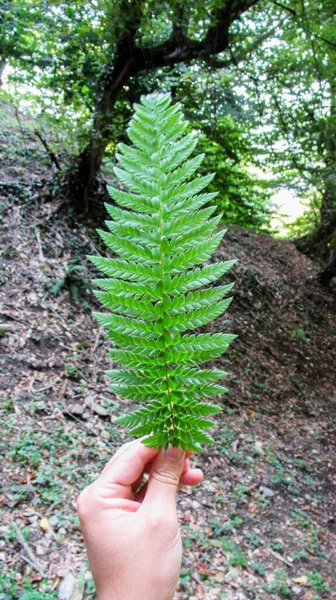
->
{"left": 10, "top": 437, "right": 42, "bottom": 468}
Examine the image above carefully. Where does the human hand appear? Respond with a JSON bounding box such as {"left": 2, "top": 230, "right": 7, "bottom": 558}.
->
{"left": 77, "top": 439, "right": 203, "bottom": 600}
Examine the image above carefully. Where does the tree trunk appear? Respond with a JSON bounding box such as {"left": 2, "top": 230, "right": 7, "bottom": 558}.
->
{"left": 297, "top": 60, "right": 336, "bottom": 289}
{"left": 68, "top": 37, "right": 137, "bottom": 213}
{"left": 67, "top": 0, "right": 260, "bottom": 213}
{"left": 0, "top": 56, "right": 6, "bottom": 87}
{"left": 319, "top": 249, "right": 336, "bottom": 287}
{"left": 296, "top": 178, "right": 336, "bottom": 288}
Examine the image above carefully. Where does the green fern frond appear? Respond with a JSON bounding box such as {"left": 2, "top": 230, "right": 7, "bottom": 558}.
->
{"left": 90, "top": 92, "right": 237, "bottom": 451}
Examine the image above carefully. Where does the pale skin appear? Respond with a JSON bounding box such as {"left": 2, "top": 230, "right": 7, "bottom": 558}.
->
{"left": 77, "top": 439, "right": 204, "bottom": 600}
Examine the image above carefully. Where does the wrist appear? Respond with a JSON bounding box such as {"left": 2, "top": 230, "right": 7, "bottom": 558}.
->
{"left": 98, "top": 589, "right": 175, "bottom": 600}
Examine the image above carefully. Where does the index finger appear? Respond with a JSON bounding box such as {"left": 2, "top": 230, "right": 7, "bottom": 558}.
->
{"left": 99, "top": 438, "right": 160, "bottom": 488}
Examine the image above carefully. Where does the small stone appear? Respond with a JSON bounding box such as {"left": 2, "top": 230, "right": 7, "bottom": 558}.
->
{"left": 213, "top": 572, "right": 226, "bottom": 583}
{"left": 0, "top": 526, "right": 9, "bottom": 534}
{"left": 35, "top": 544, "right": 44, "bottom": 556}
{"left": 225, "top": 567, "right": 241, "bottom": 583}
{"left": 58, "top": 574, "right": 76, "bottom": 600}
{"left": 70, "top": 580, "right": 84, "bottom": 600}
{"left": 67, "top": 403, "right": 84, "bottom": 416}
{"left": 292, "top": 586, "right": 302, "bottom": 594}
{"left": 231, "top": 440, "right": 239, "bottom": 452}
{"left": 49, "top": 515, "right": 59, "bottom": 527}
{"left": 91, "top": 402, "right": 109, "bottom": 417}
{"left": 85, "top": 396, "right": 109, "bottom": 417}
{"left": 260, "top": 486, "right": 275, "bottom": 497}
{"left": 101, "top": 429, "right": 110, "bottom": 439}
{"left": 39, "top": 517, "right": 50, "bottom": 531}
{"left": 58, "top": 527, "right": 66, "bottom": 535}
{"left": 28, "top": 515, "right": 38, "bottom": 524}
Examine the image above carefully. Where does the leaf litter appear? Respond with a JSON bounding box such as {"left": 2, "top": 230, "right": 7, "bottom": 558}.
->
{"left": 0, "top": 114, "right": 335, "bottom": 599}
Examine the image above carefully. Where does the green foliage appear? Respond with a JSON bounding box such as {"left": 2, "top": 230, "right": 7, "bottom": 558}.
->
{"left": 0, "top": 571, "right": 57, "bottom": 600}
{"left": 1, "top": 0, "right": 275, "bottom": 232}
{"left": 90, "top": 93, "right": 236, "bottom": 451}
{"left": 127, "top": 65, "right": 274, "bottom": 230}
{"left": 199, "top": 133, "right": 273, "bottom": 231}
{"left": 307, "top": 572, "right": 329, "bottom": 592}
{"left": 49, "top": 263, "right": 89, "bottom": 301}
{"left": 282, "top": 194, "right": 322, "bottom": 239}
{"left": 234, "top": 0, "right": 336, "bottom": 213}
{"left": 221, "top": 539, "right": 247, "bottom": 567}
{"left": 262, "top": 569, "right": 292, "bottom": 596}
{"left": 290, "top": 327, "right": 308, "bottom": 342}
{"left": 250, "top": 562, "right": 266, "bottom": 576}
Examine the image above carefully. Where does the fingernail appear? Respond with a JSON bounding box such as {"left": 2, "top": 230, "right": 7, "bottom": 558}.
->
{"left": 165, "top": 446, "right": 184, "bottom": 462}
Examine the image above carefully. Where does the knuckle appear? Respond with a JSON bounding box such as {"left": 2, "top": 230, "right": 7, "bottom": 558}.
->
{"left": 148, "top": 514, "right": 165, "bottom": 530}
{"left": 147, "top": 512, "right": 176, "bottom": 532}
{"left": 76, "top": 493, "right": 88, "bottom": 519}
{"left": 76, "top": 486, "right": 94, "bottom": 520}
{"left": 151, "top": 468, "right": 179, "bottom": 487}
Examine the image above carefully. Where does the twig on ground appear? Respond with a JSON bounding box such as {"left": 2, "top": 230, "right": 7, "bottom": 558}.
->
{"left": 0, "top": 180, "right": 23, "bottom": 190}
{"left": 86, "top": 237, "right": 103, "bottom": 256}
{"left": 0, "top": 323, "right": 17, "bottom": 332}
{"left": 30, "top": 375, "right": 61, "bottom": 394}
{"left": 13, "top": 522, "right": 48, "bottom": 578}
{"left": 92, "top": 327, "right": 104, "bottom": 353}
{"left": 268, "top": 548, "right": 293, "bottom": 567}
{"left": 35, "top": 228, "right": 45, "bottom": 262}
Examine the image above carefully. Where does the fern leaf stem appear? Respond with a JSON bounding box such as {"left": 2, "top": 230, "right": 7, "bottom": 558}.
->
{"left": 157, "top": 124, "right": 177, "bottom": 445}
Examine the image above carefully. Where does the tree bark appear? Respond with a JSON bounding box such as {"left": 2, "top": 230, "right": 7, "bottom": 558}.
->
{"left": 297, "top": 54, "right": 336, "bottom": 288}
{"left": 0, "top": 56, "right": 6, "bottom": 86}
{"left": 69, "top": 0, "right": 260, "bottom": 212}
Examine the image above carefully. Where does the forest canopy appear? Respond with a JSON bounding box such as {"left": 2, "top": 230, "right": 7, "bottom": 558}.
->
{"left": 1, "top": 0, "right": 335, "bottom": 283}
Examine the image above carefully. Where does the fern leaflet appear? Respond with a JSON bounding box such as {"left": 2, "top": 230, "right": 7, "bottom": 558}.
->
{"left": 90, "top": 92, "right": 237, "bottom": 452}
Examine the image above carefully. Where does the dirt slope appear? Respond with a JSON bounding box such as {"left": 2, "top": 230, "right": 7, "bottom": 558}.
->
{"left": 216, "top": 226, "right": 336, "bottom": 418}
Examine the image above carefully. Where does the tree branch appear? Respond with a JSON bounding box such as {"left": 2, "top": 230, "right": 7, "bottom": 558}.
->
{"left": 271, "top": 1, "right": 297, "bottom": 16}
{"left": 134, "top": 0, "right": 260, "bottom": 70}
{"left": 272, "top": 0, "right": 336, "bottom": 48}
{"left": 170, "top": 3, "right": 190, "bottom": 44}
{"left": 34, "top": 129, "right": 61, "bottom": 170}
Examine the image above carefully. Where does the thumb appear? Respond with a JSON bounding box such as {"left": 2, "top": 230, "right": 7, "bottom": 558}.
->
{"left": 143, "top": 446, "right": 185, "bottom": 509}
